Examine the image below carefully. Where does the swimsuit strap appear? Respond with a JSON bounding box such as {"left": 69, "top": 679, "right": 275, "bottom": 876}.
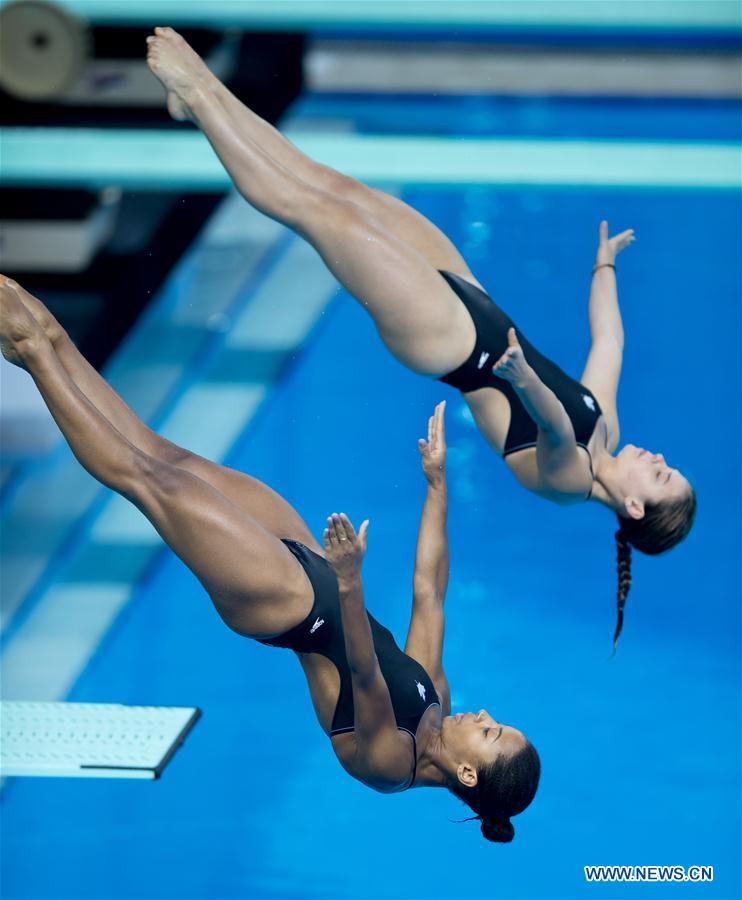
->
{"left": 398, "top": 727, "right": 418, "bottom": 790}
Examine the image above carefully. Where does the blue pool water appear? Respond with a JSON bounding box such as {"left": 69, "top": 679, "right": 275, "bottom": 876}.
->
{"left": 1, "top": 90, "right": 740, "bottom": 899}
{"left": 291, "top": 93, "right": 742, "bottom": 143}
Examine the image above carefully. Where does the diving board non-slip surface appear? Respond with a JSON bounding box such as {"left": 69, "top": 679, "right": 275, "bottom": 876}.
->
{"left": 0, "top": 702, "right": 200, "bottom": 779}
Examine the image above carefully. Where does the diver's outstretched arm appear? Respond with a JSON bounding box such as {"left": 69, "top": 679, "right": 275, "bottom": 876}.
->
{"left": 580, "top": 219, "right": 634, "bottom": 451}
{"left": 405, "top": 402, "right": 450, "bottom": 714}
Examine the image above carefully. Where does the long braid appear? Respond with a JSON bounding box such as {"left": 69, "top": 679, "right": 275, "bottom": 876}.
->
{"left": 613, "top": 529, "right": 633, "bottom": 653}
{"left": 611, "top": 487, "right": 696, "bottom": 651}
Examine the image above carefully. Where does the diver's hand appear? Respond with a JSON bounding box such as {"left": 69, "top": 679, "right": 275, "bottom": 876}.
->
{"left": 418, "top": 401, "right": 446, "bottom": 487}
{"left": 595, "top": 219, "right": 635, "bottom": 267}
{"left": 324, "top": 513, "right": 369, "bottom": 585}
{"left": 492, "top": 328, "right": 532, "bottom": 389}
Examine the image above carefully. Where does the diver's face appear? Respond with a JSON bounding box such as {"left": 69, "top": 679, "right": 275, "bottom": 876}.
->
{"left": 614, "top": 444, "right": 690, "bottom": 509}
{"left": 442, "top": 709, "right": 525, "bottom": 768}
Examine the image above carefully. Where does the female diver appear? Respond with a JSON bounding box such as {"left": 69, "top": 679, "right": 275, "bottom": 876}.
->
{"left": 144, "top": 29, "right": 695, "bottom": 648}
{"left": 0, "top": 280, "right": 539, "bottom": 842}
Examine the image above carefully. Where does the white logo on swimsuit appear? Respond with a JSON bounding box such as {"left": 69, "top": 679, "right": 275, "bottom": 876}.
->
{"left": 477, "top": 351, "right": 490, "bottom": 370}
{"left": 309, "top": 617, "right": 325, "bottom": 634}
{"left": 582, "top": 394, "right": 596, "bottom": 411}
{"left": 415, "top": 680, "right": 426, "bottom": 701}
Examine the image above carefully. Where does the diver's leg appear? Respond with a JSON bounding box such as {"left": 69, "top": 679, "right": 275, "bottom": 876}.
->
{"left": 0, "top": 283, "right": 313, "bottom": 638}
{"left": 148, "top": 27, "right": 476, "bottom": 280}
{"left": 146, "top": 41, "right": 475, "bottom": 375}
{"left": 6, "top": 278, "right": 320, "bottom": 550}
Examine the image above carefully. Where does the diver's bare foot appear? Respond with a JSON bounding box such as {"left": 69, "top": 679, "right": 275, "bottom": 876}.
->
{"left": 0, "top": 277, "right": 47, "bottom": 369}
{"left": 1, "top": 277, "right": 64, "bottom": 345}
{"left": 146, "top": 26, "right": 217, "bottom": 122}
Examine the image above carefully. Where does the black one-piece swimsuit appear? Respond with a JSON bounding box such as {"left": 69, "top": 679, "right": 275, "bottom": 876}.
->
{"left": 259, "top": 540, "right": 440, "bottom": 788}
{"left": 437, "top": 270, "right": 603, "bottom": 461}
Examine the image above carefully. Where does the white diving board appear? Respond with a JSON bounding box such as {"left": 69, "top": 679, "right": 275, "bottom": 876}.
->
{"left": 0, "top": 701, "right": 200, "bottom": 779}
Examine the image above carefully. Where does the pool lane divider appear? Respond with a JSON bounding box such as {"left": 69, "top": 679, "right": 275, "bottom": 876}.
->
{"left": 2, "top": 129, "right": 739, "bottom": 189}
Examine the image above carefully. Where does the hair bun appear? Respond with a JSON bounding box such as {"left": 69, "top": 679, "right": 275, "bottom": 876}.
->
{"left": 481, "top": 816, "right": 515, "bottom": 843}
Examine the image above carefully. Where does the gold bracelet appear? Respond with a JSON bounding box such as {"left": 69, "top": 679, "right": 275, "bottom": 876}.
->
{"left": 592, "top": 263, "right": 616, "bottom": 276}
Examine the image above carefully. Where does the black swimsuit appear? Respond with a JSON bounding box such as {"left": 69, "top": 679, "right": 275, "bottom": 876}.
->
{"left": 438, "top": 270, "right": 603, "bottom": 465}
{"left": 259, "top": 540, "right": 440, "bottom": 788}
